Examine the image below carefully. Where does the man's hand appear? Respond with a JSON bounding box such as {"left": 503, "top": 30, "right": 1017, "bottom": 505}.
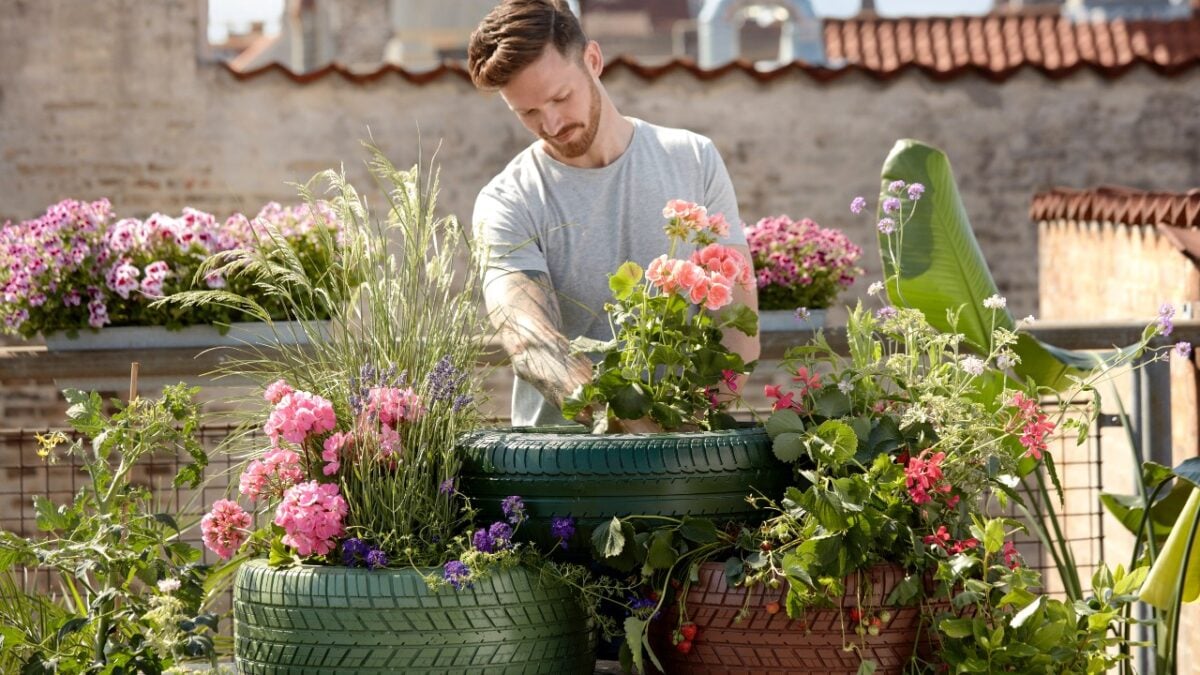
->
{"left": 485, "top": 270, "right": 594, "bottom": 422}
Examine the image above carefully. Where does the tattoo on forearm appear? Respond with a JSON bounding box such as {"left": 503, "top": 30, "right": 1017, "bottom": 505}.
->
{"left": 486, "top": 271, "right": 593, "bottom": 409}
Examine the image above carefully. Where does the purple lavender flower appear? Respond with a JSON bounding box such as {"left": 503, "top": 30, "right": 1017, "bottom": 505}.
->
{"left": 439, "top": 478, "right": 455, "bottom": 495}
{"left": 426, "top": 355, "right": 469, "bottom": 404}
{"left": 1158, "top": 303, "right": 1176, "bottom": 337}
{"left": 501, "top": 495, "right": 526, "bottom": 524}
{"left": 877, "top": 218, "right": 896, "bottom": 235}
{"left": 488, "top": 521, "right": 514, "bottom": 550}
{"left": 550, "top": 516, "right": 576, "bottom": 547}
{"left": 452, "top": 394, "right": 474, "bottom": 413}
{"left": 628, "top": 595, "right": 661, "bottom": 619}
{"left": 876, "top": 306, "right": 898, "bottom": 320}
{"left": 882, "top": 197, "right": 902, "bottom": 215}
{"left": 887, "top": 180, "right": 907, "bottom": 195}
{"left": 850, "top": 196, "right": 867, "bottom": 214}
{"left": 365, "top": 548, "right": 389, "bottom": 569}
{"left": 443, "top": 560, "right": 471, "bottom": 590}
{"left": 472, "top": 528, "right": 495, "bottom": 553}
{"left": 907, "top": 183, "right": 926, "bottom": 200}
{"left": 1175, "top": 341, "right": 1192, "bottom": 358}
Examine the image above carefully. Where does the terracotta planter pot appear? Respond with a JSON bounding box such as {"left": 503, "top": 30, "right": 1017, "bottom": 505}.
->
{"left": 649, "top": 562, "right": 941, "bottom": 674}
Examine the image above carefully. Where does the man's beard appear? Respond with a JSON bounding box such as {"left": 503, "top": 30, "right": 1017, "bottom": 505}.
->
{"left": 542, "top": 77, "right": 602, "bottom": 159}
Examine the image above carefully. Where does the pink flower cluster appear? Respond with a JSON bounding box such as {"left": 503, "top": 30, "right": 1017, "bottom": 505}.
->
{"left": 364, "top": 386, "right": 426, "bottom": 428}
{"left": 265, "top": 390, "right": 337, "bottom": 446}
{"left": 904, "top": 450, "right": 952, "bottom": 505}
{"left": 201, "top": 499, "right": 252, "bottom": 560}
{"left": 273, "top": 481, "right": 349, "bottom": 557}
{"left": 238, "top": 447, "right": 304, "bottom": 501}
{"left": 745, "top": 215, "right": 862, "bottom": 307}
{"left": 661, "top": 199, "right": 732, "bottom": 246}
{"left": 922, "top": 525, "right": 979, "bottom": 555}
{"left": 647, "top": 247, "right": 747, "bottom": 311}
{"left": 0, "top": 198, "right": 344, "bottom": 337}
{"left": 1010, "top": 392, "right": 1054, "bottom": 460}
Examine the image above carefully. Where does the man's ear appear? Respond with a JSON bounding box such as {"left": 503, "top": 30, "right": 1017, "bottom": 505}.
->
{"left": 583, "top": 40, "right": 603, "bottom": 77}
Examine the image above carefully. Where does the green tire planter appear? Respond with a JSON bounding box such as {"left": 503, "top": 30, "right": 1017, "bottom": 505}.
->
{"left": 233, "top": 559, "right": 595, "bottom": 674}
{"left": 457, "top": 425, "right": 788, "bottom": 550}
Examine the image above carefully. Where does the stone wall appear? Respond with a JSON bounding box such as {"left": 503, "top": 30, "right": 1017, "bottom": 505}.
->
{"left": 3, "top": 1, "right": 1200, "bottom": 319}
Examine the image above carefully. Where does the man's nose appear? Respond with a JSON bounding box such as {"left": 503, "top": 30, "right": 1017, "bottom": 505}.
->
{"left": 542, "top": 111, "right": 563, "bottom": 137}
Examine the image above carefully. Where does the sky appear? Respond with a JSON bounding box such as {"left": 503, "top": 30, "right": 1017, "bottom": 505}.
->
{"left": 207, "top": 1, "right": 999, "bottom": 43}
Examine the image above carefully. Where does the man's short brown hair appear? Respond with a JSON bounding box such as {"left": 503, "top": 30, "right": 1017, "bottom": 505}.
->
{"left": 467, "top": 0, "right": 587, "bottom": 90}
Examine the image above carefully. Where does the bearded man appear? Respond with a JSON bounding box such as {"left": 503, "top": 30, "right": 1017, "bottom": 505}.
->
{"left": 468, "top": 0, "right": 759, "bottom": 429}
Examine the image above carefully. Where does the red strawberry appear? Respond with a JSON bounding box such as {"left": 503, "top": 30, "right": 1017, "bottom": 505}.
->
{"left": 760, "top": 540, "right": 773, "bottom": 552}
{"left": 680, "top": 623, "right": 699, "bottom": 641}
{"left": 676, "top": 640, "right": 693, "bottom": 655}
{"left": 848, "top": 608, "right": 862, "bottom": 623}
{"left": 765, "top": 601, "right": 781, "bottom": 615}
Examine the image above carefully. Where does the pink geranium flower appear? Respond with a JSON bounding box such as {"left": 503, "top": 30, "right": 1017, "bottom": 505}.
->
{"left": 201, "top": 499, "right": 252, "bottom": 560}
{"left": 238, "top": 447, "right": 304, "bottom": 501}
{"left": 274, "top": 481, "right": 348, "bottom": 557}
{"left": 264, "top": 390, "right": 336, "bottom": 445}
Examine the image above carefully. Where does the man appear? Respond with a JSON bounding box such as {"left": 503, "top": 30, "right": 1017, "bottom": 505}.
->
{"left": 468, "top": 0, "right": 758, "bottom": 429}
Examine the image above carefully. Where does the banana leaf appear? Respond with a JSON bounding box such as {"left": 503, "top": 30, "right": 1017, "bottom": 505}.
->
{"left": 876, "top": 139, "right": 1103, "bottom": 391}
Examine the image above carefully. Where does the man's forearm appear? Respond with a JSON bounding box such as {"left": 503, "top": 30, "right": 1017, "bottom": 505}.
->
{"left": 487, "top": 270, "right": 594, "bottom": 411}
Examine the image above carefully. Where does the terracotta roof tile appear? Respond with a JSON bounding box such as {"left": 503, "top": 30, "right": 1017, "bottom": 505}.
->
{"left": 225, "top": 13, "right": 1200, "bottom": 84}
{"left": 1031, "top": 187, "right": 1200, "bottom": 229}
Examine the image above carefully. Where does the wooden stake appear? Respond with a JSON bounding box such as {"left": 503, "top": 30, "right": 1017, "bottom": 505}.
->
{"left": 129, "top": 362, "right": 139, "bottom": 402}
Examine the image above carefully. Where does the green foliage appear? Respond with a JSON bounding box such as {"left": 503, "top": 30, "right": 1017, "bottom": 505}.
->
{"left": 0, "top": 385, "right": 217, "bottom": 673}
{"left": 933, "top": 518, "right": 1146, "bottom": 674}
{"left": 562, "top": 202, "right": 757, "bottom": 431}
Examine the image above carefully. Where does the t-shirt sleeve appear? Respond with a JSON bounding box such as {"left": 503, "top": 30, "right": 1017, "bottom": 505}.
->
{"left": 700, "top": 140, "right": 747, "bottom": 247}
{"left": 472, "top": 186, "right": 549, "bottom": 288}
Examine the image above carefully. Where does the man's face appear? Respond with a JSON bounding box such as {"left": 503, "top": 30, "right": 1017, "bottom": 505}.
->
{"left": 499, "top": 43, "right": 602, "bottom": 159}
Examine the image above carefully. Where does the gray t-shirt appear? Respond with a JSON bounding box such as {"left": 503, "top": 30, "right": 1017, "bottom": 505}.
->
{"left": 474, "top": 117, "right": 746, "bottom": 426}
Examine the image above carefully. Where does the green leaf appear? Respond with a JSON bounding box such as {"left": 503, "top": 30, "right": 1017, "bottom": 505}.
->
{"left": 33, "top": 496, "right": 67, "bottom": 532}
{"left": 857, "top": 660, "right": 878, "bottom": 675}
{"left": 1114, "top": 566, "right": 1148, "bottom": 597}
{"left": 798, "top": 488, "right": 850, "bottom": 531}
{"left": 1101, "top": 483, "right": 1196, "bottom": 539}
{"left": 723, "top": 556, "right": 745, "bottom": 586}
{"left": 610, "top": 383, "right": 651, "bottom": 420}
{"left": 812, "top": 389, "right": 852, "bottom": 419}
{"left": 591, "top": 517, "right": 626, "bottom": 559}
{"left": 646, "top": 530, "right": 677, "bottom": 570}
{"left": 806, "top": 420, "right": 857, "bottom": 467}
{"left": 876, "top": 140, "right": 1102, "bottom": 391}
{"left": 719, "top": 303, "right": 759, "bottom": 336}
{"left": 886, "top": 575, "right": 922, "bottom": 606}
{"left": 1142, "top": 461, "right": 1176, "bottom": 488}
{"left": 569, "top": 335, "right": 618, "bottom": 356}
{"left": 983, "top": 518, "right": 1005, "bottom": 555}
{"left": 679, "top": 517, "right": 720, "bottom": 544}
{"left": 650, "top": 402, "right": 683, "bottom": 430}
{"left": 1176, "top": 457, "right": 1200, "bottom": 489}
{"left": 939, "top": 617, "right": 975, "bottom": 638}
{"left": 765, "top": 409, "right": 805, "bottom": 439}
{"left": 609, "top": 261, "right": 643, "bottom": 300}
{"left": 1010, "top": 594, "right": 1045, "bottom": 629}
{"left": 772, "top": 432, "right": 804, "bottom": 463}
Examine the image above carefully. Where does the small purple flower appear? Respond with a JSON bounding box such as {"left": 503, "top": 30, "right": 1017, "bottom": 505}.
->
{"left": 876, "top": 306, "right": 898, "bottom": 320}
{"left": 1158, "top": 303, "right": 1176, "bottom": 337}
{"left": 850, "top": 196, "right": 867, "bottom": 214}
{"left": 426, "top": 355, "right": 468, "bottom": 404}
{"left": 907, "top": 183, "right": 926, "bottom": 201}
{"left": 887, "top": 180, "right": 907, "bottom": 195}
{"left": 501, "top": 495, "right": 526, "bottom": 524}
{"left": 794, "top": 307, "right": 811, "bottom": 321}
{"left": 365, "top": 548, "right": 389, "bottom": 569}
{"left": 443, "top": 560, "right": 471, "bottom": 590}
{"left": 628, "top": 594, "right": 661, "bottom": 619}
{"left": 341, "top": 537, "right": 369, "bottom": 566}
{"left": 550, "top": 516, "right": 576, "bottom": 546}
{"left": 472, "top": 528, "right": 495, "bottom": 553}
{"left": 877, "top": 218, "right": 896, "bottom": 234}
{"left": 439, "top": 478, "right": 455, "bottom": 495}
{"left": 882, "top": 197, "right": 902, "bottom": 215}
{"left": 488, "top": 521, "right": 514, "bottom": 550}
{"left": 1175, "top": 341, "right": 1192, "bottom": 358}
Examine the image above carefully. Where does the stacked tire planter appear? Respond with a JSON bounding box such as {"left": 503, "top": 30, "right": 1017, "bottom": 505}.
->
{"left": 456, "top": 425, "right": 789, "bottom": 552}
{"left": 233, "top": 559, "right": 595, "bottom": 674}
{"left": 649, "top": 562, "right": 944, "bottom": 675}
